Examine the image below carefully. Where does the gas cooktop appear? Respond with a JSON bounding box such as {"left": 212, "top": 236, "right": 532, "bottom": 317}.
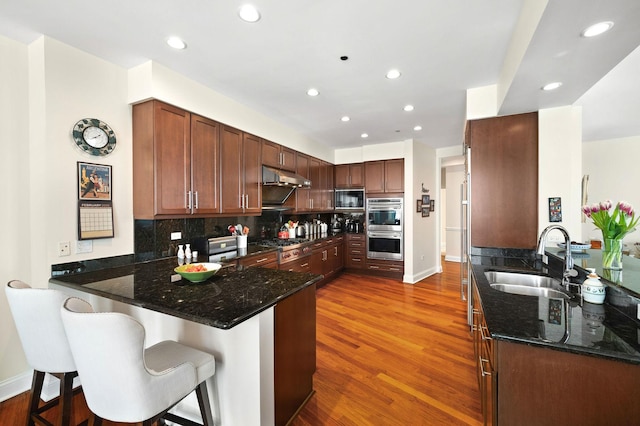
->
{"left": 257, "top": 238, "right": 309, "bottom": 248}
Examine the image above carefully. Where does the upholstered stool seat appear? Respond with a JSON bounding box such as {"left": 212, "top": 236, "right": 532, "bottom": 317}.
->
{"left": 5, "top": 280, "right": 83, "bottom": 426}
{"left": 60, "top": 297, "right": 215, "bottom": 426}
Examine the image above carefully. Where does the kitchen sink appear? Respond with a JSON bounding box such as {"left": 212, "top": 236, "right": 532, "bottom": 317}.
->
{"left": 489, "top": 283, "right": 570, "bottom": 299}
{"left": 485, "top": 271, "right": 570, "bottom": 299}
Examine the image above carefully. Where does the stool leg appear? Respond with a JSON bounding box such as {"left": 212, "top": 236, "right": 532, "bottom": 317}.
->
{"left": 57, "top": 371, "right": 76, "bottom": 426}
{"left": 195, "top": 381, "right": 214, "bottom": 426}
{"left": 26, "top": 370, "right": 45, "bottom": 426}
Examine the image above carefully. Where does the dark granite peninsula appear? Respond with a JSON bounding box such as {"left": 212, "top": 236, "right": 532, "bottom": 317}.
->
{"left": 469, "top": 248, "right": 640, "bottom": 425}
{"left": 50, "top": 257, "right": 321, "bottom": 426}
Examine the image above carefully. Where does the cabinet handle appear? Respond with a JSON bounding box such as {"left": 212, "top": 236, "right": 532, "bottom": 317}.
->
{"left": 334, "top": 247, "right": 338, "bottom": 256}
{"left": 255, "top": 257, "right": 269, "bottom": 263}
{"left": 480, "top": 325, "right": 492, "bottom": 341}
{"left": 245, "top": 194, "right": 249, "bottom": 209}
{"left": 389, "top": 267, "right": 400, "bottom": 271}
{"left": 352, "top": 243, "right": 362, "bottom": 247}
{"left": 194, "top": 191, "right": 199, "bottom": 209}
{"left": 240, "top": 193, "right": 244, "bottom": 209}
{"left": 352, "top": 258, "right": 361, "bottom": 262}
{"left": 301, "top": 262, "right": 309, "bottom": 268}
{"left": 479, "top": 358, "right": 492, "bottom": 377}
{"left": 369, "top": 265, "right": 379, "bottom": 269}
{"left": 186, "top": 191, "right": 191, "bottom": 209}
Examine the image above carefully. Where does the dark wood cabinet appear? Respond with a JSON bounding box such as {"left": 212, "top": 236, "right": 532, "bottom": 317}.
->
{"left": 335, "top": 163, "right": 364, "bottom": 188}
{"left": 262, "top": 139, "right": 296, "bottom": 171}
{"left": 274, "top": 284, "right": 316, "bottom": 426}
{"left": 295, "top": 153, "right": 311, "bottom": 212}
{"left": 467, "top": 112, "right": 538, "bottom": 249}
{"left": 236, "top": 251, "right": 278, "bottom": 269}
{"left": 132, "top": 100, "right": 220, "bottom": 218}
{"left": 309, "top": 157, "right": 322, "bottom": 211}
{"left": 310, "top": 236, "right": 345, "bottom": 287}
{"left": 345, "top": 234, "right": 366, "bottom": 269}
{"left": 220, "top": 125, "right": 262, "bottom": 214}
{"left": 365, "top": 159, "right": 404, "bottom": 194}
{"left": 278, "top": 256, "right": 312, "bottom": 273}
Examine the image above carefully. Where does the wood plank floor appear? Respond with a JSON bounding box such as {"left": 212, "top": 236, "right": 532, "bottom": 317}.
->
{"left": 0, "top": 259, "right": 481, "bottom": 425}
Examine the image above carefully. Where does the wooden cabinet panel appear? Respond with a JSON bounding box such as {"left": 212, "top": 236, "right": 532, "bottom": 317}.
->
{"left": 262, "top": 139, "right": 296, "bottom": 171}
{"left": 220, "top": 125, "right": 244, "bottom": 214}
{"left": 309, "top": 157, "right": 322, "bottom": 211}
{"left": 237, "top": 251, "right": 278, "bottom": 269}
{"left": 133, "top": 100, "right": 220, "bottom": 218}
{"left": 295, "top": 153, "right": 311, "bottom": 212}
{"left": 468, "top": 112, "right": 538, "bottom": 249}
{"left": 325, "top": 163, "right": 334, "bottom": 210}
{"left": 345, "top": 234, "right": 366, "bottom": 269}
{"left": 279, "top": 256, "right": 312, "bottom": 273}
{"left": 190, "top": 114, "right": 220, "bottom": 214}
{"left": 365, "top": 159, "right": 404, "bottom": 194}
{"left": 384, "top": 159, "right": 404, "bottom": 193}
{"left": 275, "top": 284, "right": 316, "bottom": 426}
{"left": 220, "top": 126, "right": 261, "bottom": 214}
{"left": 335, "top": 163, "right": 364, "bottom": 188}
{"left": 365, "top": 161, "right": 385, "bottom": 193}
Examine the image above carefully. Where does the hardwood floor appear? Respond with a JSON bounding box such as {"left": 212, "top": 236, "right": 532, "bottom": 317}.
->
{"left": 0, "top": 259, "right": 481, "bottom": 425}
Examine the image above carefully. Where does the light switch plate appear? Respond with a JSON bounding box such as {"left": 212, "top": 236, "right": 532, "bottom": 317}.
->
{"left": 171, "top": 232, "right": 182, "bottom": 240}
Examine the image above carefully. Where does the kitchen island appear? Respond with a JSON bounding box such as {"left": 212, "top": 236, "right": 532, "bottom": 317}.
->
{"left": 469, "top": 248, "right": 640, "bottom": 425}
{"left": 50, "top": 257, "right": 321, "bottom": 426}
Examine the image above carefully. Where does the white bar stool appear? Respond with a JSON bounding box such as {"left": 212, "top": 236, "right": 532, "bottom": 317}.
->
{"left": 5, "top": 280, "right": 83, "bottom": 426}
{"left": 60, "top": 297, "right": 216, "bottom": 426}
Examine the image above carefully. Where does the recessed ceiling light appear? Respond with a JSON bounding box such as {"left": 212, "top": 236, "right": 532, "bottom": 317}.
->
{"left": 414, "top": 125, "right": 422, "bottom": 131}
{"left": 581, "top": 21, "right": 614, "bottom": 38}
{"left": 166, "top": 36, "right": 186, "bottom": 50}
{"left": 403, "top": 105, "right": 414, "bottom": 112}
{"left": 238, "top": 4, "right": 261, "bottom": 22}
{"left": 386, "top": 69, "right": 401, "bottom": 79}
{"left": 542, "top": 82, "right": 563, "bottom": 91}
{"left": 307, "top": 88, "right": 319, "bottom": 97}
{"left": 361, "top": 133, "right": 368, "bottom": 138}
{"left": 341, "top": 116, "right": 350, "bottom": 122}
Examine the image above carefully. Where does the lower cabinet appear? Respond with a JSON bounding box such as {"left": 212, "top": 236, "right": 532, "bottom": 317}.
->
{"left": 345, "top": 234, "right": 366, "bottom": 269}
{"left": 472, "top": 279, "right": 640, "bottom": 425}
{"left": 310, "top": 236, "right": 344, "bottom": 287}
{"left": 366, "top": 259, "right": 404, "bottom": 274}
{"left": 279, "top": 256, "right": 312, "bottom": 273}
{"left": 274, "top": 284, "right": 316, "bottom": 426}
{"left": 236, "top": 251, "right": 278, "bottom": 269}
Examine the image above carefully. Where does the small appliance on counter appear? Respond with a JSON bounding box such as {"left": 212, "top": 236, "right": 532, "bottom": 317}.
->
{"left": 192, "top": 235, "right": 238, "bottom": 263}
{"left": 346, "top": 220, "right": 362, "bottom": 233}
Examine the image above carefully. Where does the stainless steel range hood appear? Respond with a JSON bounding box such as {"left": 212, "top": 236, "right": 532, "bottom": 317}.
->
{"left": 261, "top": 166, "right": 311, "bottom": 209}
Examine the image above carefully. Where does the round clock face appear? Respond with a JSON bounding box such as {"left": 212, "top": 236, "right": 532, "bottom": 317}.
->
{"left": 72, "top": 118, "right": 116, "bottom": 156}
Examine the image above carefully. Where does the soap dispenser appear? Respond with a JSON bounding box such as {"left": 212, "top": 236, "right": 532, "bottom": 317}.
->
{"left": 582, "top": 268, "right": 605, "bottom": 304}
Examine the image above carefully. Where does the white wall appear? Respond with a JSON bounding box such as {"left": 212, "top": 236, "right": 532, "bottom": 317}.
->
{"left": 0, "top": 34, "right": 31, "bottom": 388}
{"left": 582, "top": 135, "right": 640, "bottom": 245}
{"left": 538, "top": 106, "right": 583, "bottom": 241}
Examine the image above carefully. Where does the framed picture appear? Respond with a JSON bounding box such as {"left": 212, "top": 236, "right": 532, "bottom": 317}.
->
{"left": 416, "top": 199, "right": 423, "bottom": 213}
{"left": 429, "top": 199, "right": 435, "bottom": 212}
{"left": 421, "top": 206, "right": 430, "bottom": 217}
{"left": 548, "top": 197, "right": 562, "bottom": 222}
{"left": 78, "top": 162, "right": 112, "bottom": 201}
{"left": 422, "top": 194, "right": 430, "bottom": 205}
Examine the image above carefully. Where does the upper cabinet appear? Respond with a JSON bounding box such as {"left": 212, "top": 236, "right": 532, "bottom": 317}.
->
{"left": 364, "top": 159, "right": 404, "bottom": 194}
{"left": 335, "top": 163, "right": 364, "bottom": 188}
{"left": 220, "top": 125, "right": 262, "bottom": 215}
{"left": 132, "top": 100, "right": 220, "bottom": 218}
{"left": 262, "top": 139, "right": 296, "bottom": 171}
{"left": 467, "top": 112, "right": 538, "bottom": 249}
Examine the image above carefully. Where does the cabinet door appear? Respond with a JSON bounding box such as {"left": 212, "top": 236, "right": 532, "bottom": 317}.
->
{"left": 220, "top": 125, "right": 244, "bottom": 214}
{"left": 262, "top": 139, "right": 281, "bottom": 168}
{"left": 325, "top": 163, "right": 334, "bottom": 210}
{"left": 191, "top": 114, "right": 220, "bottom": 214}
{"left": 469, "top": 112, "right": 538, "bottom": 249}
{"left": 350, "top": 163, "right": 364, "bottom": 187}
{"left": 296, "top": 153, "right": 310, "bottom": 211}
{"left": 384, "top": 159, "right": 404, "bottom": 193}
{"left": 280, "top": 146, "right": 296, "bottom": 171}
{"left": 334, "top": 164, "right": 350, "bottom": 188}
{"left": 243, "top": 132, "right": 262, "bottom": 214}
{"left": 309, "top": 157, "right": 322, "bottom": 211}
{"left": 364, "top": 161, "right": 385, "bottom": 193}
{"left": 154, "top": 102, "right": 192, "bottom": 215}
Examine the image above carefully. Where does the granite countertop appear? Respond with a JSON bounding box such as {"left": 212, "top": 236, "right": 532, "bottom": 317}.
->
{"left": 470, "top": 250, "right": 640, "bottom": 365}
{"left": 50, "top": 257, "right": 321, "bottom": 330}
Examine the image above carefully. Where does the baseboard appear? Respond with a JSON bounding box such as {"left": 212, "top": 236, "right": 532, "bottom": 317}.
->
{"left": 0, "top": 370, "right": 31, "bottom": 402}
{"left": 403, "top": 265, "right": 439, "bottom": 284}
{"left": 0, "top": 370, "right": 81, "bottom": 403}
{"left": 444, "top": 255, "right": 462, "bottom": 262}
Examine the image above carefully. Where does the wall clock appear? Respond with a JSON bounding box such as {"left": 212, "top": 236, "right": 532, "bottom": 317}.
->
{"left": 72, "top": 118, "right": 117, "bottom": 156}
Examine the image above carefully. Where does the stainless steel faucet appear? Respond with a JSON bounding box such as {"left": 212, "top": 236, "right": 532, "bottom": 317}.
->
{"left": 536, "top": 225, "right": 577, "bottom": 286}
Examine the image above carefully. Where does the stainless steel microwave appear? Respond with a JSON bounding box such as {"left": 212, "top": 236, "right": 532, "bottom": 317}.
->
{"left": 335, "top": 189, "right": 365, "bottom": 210}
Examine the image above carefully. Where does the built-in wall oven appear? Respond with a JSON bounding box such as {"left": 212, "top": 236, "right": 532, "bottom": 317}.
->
{"left": 366, "top": 197, "right": 403, "bottom": 260}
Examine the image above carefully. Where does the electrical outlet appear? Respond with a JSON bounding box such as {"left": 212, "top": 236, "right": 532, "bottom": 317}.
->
{"left": 58, "top": 241, "right": 71, "bottom": 256}
{"left": 76, "top": 240, "right": 93, "bottom": 254}
{"left": 171, "top": 232, "right": 182, "bottom": 240}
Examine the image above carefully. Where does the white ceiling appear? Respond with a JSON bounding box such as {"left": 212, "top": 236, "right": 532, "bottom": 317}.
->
{"left": 1, "top": 0, "right": 639, "bottom": 149}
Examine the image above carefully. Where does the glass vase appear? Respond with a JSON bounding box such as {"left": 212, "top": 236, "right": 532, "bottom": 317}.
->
{"left": 602, "top": 238, "right": 623, "bottom": 270}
